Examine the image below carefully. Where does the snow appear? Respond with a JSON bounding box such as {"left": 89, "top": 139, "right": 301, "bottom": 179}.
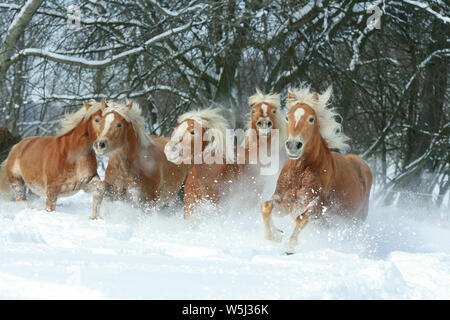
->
{"left": 0, "top": 189, "right": 449, "bottom": 299}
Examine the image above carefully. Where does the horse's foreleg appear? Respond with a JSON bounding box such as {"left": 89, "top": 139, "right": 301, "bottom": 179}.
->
{"left": 84, "top": 176, "right": 105, "bottom": 220}
{"left": 261, "top": 200, "right": 283, "bottom": 242}
{"left": 285, "top": 214, "right": 309, "bottom": 255}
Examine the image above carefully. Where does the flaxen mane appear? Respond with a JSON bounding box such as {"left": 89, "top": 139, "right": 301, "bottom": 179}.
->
{"left": 102, "top": 100, "right": 153, "bottom": 147}
{"left": 287, "top": 84, "right": 350, "bottom": 151}
{"left": 178, "top": 108, "right": 234, "bottom": 162}
{"left": 58, "top": 101, "right": 104, "bottom": 136}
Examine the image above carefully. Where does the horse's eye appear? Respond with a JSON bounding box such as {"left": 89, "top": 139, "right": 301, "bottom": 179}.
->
{"left": 251, "top": 109, "right": 256, "bottom": 114}
{"left": 309, "top": 116, "right": 314, "bottom": 123}
{"left": 94, "top": 118, "right": 100, "bottom": 123}
{"left": 190, "top": 130, "right": 195, "bottom": 135}
{"left": 117, "top": 123, "right": 122, "bottom": 128}
{"left": 285, "top": 116, "right": 289, "bottom": 122}
{"left": 272, "top": 109, "right": 276, "bottom": 114}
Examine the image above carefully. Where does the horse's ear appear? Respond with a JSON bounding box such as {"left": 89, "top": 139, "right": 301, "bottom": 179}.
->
{"left": 100, "top": 99, "right": 108, "bottom": 110}
{"left": 126, "top": 100, "right": 133, "bottom": 109}
{"left": 312, "top": 92, "right": 319, "bottom": 102}
{"left": 83, "top": 101, "right": 92, "bottom": 110}
{"left": 287, "top": 90, "right": 296, "bottom": 102}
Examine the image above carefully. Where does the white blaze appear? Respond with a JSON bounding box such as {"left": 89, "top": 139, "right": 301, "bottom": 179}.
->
{"left": 294, "top": 108, "right": 305, "bottom": 127}
{"left": 101, "top": 113, "right": 115, "bottom": 138}
{"left": 261, "top": 104, "right": 268, "bottom": 117}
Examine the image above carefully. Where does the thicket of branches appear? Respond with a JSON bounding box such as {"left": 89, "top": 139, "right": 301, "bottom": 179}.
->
{"left": 0, "top": 0, "right": 448, "bottom": 209}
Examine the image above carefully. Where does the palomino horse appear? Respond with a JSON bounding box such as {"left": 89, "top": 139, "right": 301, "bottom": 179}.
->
{"left": 164, "top": 108, "right": 242, "bottom": 218}
{"left": 240, "top": 89, "right": 287, "bottom": 197}
{"left": 260, "top": 85, "right": 373, "bottom": 254}
{"left": 0, "top": 100, "right": 107, "bottom": 218}
{"left": 90, "top": 100, "right": 189, "bottom": 217}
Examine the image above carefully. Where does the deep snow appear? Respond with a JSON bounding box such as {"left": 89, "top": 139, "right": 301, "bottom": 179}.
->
{"left": 0, "top": 186, "right": 449, "bottom": 299}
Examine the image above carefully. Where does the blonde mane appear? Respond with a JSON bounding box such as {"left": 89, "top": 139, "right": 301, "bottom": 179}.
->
{"left": 102, "top": 100, "right": 153, "bottom": 147}
{"left": 178, "top": 107, "right": 234, "bottom": 162}
{"left": 287, "top": 84, "right": 350, "bottom": 152}
{"left": 248, "top": 88, "right": 281, "bottom": 108}
{"left": 243, "top": 89, "right": 286, "bottom": 148}
{"left": 58, "top": 101, "right": 104, "bottom": 136}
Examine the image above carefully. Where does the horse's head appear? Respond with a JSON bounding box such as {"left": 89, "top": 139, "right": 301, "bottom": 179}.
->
{"left": 284, "top": 85, "right": 349, "bottom": 160}
{"left": 248, "top": 89, "right": 282, "bottom": 137}
{"left": 82, "top": 101, "right": 106, "bottom": 143}
{"left": 164, "top": 118, "right": 207, "bottom": 164}
{"left": 285, "top": 97, "right": 319, "bottom": 160}
{"left": 249, "top": 102, "right": 280, "bottom": 137}
{"left": 93, "top": 101, "right": 136, "bottom": 156}
{"left": 164, "top": 108, "right": 231, "bottom": 164}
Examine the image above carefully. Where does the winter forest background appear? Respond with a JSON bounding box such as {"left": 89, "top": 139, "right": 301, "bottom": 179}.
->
{"left": 0, "top": 0, "right": 448, "bottom": 211}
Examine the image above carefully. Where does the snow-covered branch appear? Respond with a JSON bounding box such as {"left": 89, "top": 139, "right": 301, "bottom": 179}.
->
{"left": 403, "top": 0, "right": 450, "bottom": 24}
{"left": 10, "top": 22, "right": 192, "bottom": 68}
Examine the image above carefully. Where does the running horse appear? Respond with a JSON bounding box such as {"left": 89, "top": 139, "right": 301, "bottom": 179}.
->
{"left": 0, "top": 100, "right": 107, "bottom": 218}
{"left": 260, "top": 85, "right": 373, "bottom": 254}
{"left": 164, "top": 108, "right": 242, "bottom": 218}
{"left": 240, "top": 89, "right": 287, "bottom": 197}
{"left": 90, "top": 100, "right": 189, "bottom": 217}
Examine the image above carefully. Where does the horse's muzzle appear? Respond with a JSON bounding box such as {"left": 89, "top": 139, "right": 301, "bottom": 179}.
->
{"left": 256, "top": 119, "right": 273, "bottom": 136}
{"left": 93, "top": 139, "right": 110, "bottom": 155}
{"left": 285, "top": 139, "right": 303, "bottom": 159}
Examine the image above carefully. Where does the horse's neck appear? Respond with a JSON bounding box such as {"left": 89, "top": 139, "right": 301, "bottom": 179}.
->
{"left": 294, "top": 136, "right": 333, "bottom": 174}
{"left": 109, "top": 134, "right": 141, "bottom": 171}
{"left": 58, "top": 121, "right": 93, "bottom": 158}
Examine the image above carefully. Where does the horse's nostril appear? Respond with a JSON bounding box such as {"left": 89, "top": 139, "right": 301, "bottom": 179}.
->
{"left": 296, "top": 142, "right": 303, "bottom": 149}
{"left": 268, "top": 121, "right": 272, "bottom": 127}
{"left": 257, "top": 121, "right": 262, "bottom": 126}
{"left": 100, "top": 142, "right": 106, "bottom": 149}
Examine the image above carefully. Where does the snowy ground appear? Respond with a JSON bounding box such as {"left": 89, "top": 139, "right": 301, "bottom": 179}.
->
{"left": 0, "top": 186, "right": 449, "bottom": 299}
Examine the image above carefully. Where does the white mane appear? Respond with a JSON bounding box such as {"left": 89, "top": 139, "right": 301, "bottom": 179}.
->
{"left": 58, "top": 101, "right": 104, "bottom": 136}
{"left": 102, "top": 100, "right": 153, "bottom": 147}
{"left": 178, "top": 108, "right": 234, "bottom": 162}
{"left": 243, "top": 89, "right": 286, "bottom": 148}
{"left": 248, "top": 88, "right": 281, "bottom": 108}
{"left": 287, "top": 84, "right": 350, "bottom": 152}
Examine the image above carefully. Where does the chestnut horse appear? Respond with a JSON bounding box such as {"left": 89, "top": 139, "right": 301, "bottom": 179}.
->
{"left": 240, "top": 89, "right": 287, "bottom": 196}
{"left": 0, "top": 101, "right": 107, "bottom": 218}
{"left": 90, "top": 100, "right": 189, "bottom": 217}
{"left": 164, "top": 108, "right": 242, "bottom": 218}
{"left": 261, "top": 85, "right": 372, "bottom": 254}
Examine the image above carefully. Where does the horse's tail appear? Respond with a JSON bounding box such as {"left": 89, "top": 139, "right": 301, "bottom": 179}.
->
{"left": 0, "top": 159, "right": 13, "bottom": 200}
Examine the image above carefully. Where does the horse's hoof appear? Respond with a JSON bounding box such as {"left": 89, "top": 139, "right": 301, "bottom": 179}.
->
{"left": 285, "top": 251, "right": 295, "bottom": 256}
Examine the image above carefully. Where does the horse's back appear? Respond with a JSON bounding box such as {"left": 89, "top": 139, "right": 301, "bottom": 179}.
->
{"left": 150, "top": 135, "right": 170, "bottom": 150}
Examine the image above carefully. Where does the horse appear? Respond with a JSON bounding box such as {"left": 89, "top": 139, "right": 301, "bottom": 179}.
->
{"left": 0, "top": 100, "right": 107, "bottom": 218}
{"left": 164, "top": 108, "right": 243, "bottom": 219}
{"left": 240, "top": 89, "right": 287, "bottom": 198}
{"left": 260, "top": 85, "right": 373, "bottom": 254}
{"left": 90, "top": 100, "right": 189, "bottom": 217}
